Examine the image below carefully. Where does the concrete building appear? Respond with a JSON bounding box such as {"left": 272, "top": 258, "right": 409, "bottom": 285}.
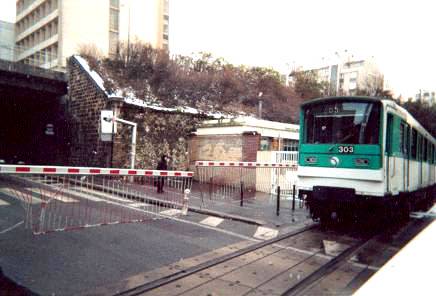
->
{"left": 291, "top": 56, "right": 384, "bottom": 97}
{"left": 0, "top": 20, "right": 15, "bottom": 61}
{"left": 189, "top": 117, "right": 300, "bottom": 164}
{"left": 189, "top": 117, "right": 300, "bottom": 194}
{"left": 15, "top": 0, "right": 169, "bottom": 70}
{"left": 415, "top": 90, "right": 436, "bottom": 105}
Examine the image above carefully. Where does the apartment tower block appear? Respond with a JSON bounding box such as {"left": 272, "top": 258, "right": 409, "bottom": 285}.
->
{"left": 15, "top": 0, "right": 169, "bottom": 70}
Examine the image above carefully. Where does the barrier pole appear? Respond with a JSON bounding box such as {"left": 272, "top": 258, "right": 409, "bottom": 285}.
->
{"left": 276, "top": 185, "right": 281, "bottom": 216}
{"left": 240, "top": 181, "right": 244, "bottom": 207}
{"left": 292, "top": 184, "right": 296, "bottom": 211}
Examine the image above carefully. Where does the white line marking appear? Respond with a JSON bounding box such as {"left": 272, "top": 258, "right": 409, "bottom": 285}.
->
{"left": 65, "top": 188, "right": 104, "bottom": 202}
{"left": 273, "top": 242, "right": 380, "bottom": 271}
{"left": 0, "top": 198, "right": 10, "bottom": 206}
{"left": 0, "top": 187, "right": 42, "bottom": 204}
{"left": 111, "top": 201, "right": 260, "bottom": 242}
{"left": 323, "top": 240, "right": 350, "bottom": 257}
{"left": 130, "top": 202, "right": 151, "bottom": 208}
{"left": 0, "top": 221, "right": 24, "bottom": 234}
{"left": 200, "top": 216, "right": 224, "bottom": 227}
{"left": 26, "top": 188, "right": 78, "bottom": 203}
{"left": 73, "top": 186, "right": 134, "bottom": 203}
{"left": 254, "top": 226, "right": 279, "bottom": 240}
{"left": 160, "top": 209, "right": 182, "bottom": 216}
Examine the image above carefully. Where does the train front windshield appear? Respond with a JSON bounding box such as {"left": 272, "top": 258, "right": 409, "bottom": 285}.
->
{"left": 304, "top": 101, "right": 380, "bottom": 144}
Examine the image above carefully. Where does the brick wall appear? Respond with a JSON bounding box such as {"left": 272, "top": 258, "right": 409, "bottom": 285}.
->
{"left": 188, "top": 134, "right": 243, "bottom": 164}
{"left": 242, "top": 132, "right": 260, "bottom": 162}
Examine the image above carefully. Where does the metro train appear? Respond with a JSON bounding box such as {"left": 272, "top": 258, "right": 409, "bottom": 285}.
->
{"left": 297, "top": 96, "right": 436, "bottom": 224}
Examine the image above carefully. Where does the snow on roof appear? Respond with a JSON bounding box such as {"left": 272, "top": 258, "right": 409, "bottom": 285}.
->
{"left": 201, "top": 116, "right": 299, "bottom": 131}
{"left": 73, "top": 55, "right": 232, "bottom": 119}
{"left": 74, "top": 55, "right": 107, "bottom": 94}
{"left": 196, "top": 116, "right": 299, "bottom": 139}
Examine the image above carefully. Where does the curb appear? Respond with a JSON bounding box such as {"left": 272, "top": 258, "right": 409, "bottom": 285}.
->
{"left": 188, "top": 206, "right": 267, "bottom": 226}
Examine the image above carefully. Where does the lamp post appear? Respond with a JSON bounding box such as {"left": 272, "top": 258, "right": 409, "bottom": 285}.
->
{"left": 127, "top": 3, "right": 131, "bottom": 62}
{"left": 258, "top": 92, "right": 263, "bottom": 119}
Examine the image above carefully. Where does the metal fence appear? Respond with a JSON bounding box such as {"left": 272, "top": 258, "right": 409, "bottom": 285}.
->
{"left": 194, "top": 161, "right": 303, "bottom": 215}
{"left": 0, "top": 165, "right": 193, "bottom": 235}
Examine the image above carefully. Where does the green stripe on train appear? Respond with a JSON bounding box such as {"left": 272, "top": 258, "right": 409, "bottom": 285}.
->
{"left": 299, "top": 144, "right": 382, "bottom": 169}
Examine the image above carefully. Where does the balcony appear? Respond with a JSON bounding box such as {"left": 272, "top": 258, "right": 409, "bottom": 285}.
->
{"left": 16, "top": 10, "right": 58, "bottom": 42}
{"left": 16, "top": 34, "right": 58, "bottom": 61}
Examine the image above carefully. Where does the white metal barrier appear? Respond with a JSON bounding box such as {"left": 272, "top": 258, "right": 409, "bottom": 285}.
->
{"left": 0, "top": 165, "right": 193, "bottom": 235}
{"left": 195, "top": 161, "right": 299, "bottom": 202}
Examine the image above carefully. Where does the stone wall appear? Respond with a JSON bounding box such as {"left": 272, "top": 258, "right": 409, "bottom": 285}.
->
{"left": 66, "top": 57, "right": 112, "bottom": 167}
{"left": 67, "top": 56, "right": 203, "bottom": 170}
{"left": 114, "top": 106, "right": 202, "bottom": 170}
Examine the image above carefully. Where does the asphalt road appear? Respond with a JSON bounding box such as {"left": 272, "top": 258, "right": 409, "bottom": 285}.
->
{"left": 0, "top": 189, "right": 250, "bottom": 295}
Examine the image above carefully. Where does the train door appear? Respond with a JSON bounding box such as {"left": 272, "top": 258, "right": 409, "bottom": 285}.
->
{"left": 418, "top": 135, "right": 422, "bottom": 186}
{"left": 426, "top": 141, "right": 431, "bottom": 185}
{"left": 385, "top": 113, "right": 394, "bottom": 193}
{"left": 401, "top": 122, "right": 410, "bottom": 192}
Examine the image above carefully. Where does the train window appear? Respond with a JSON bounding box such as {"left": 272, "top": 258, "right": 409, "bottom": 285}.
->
{"left": 433, "top": 144, "right": 435, "bottom": 164}
{"left": 431, "top": 144, "right": 434, "bottom": 164}
{"left": 386, "top": 113, "right": 394, "bottom": 154}
{"left": 422, "top": 138, "right": 427, "bottom": 162}
{"left": 433, "top": 144, "right": 436, "bottom": 164}
{"left": 417, "top": 136, "right": 423, "bottom": 161}
{"left": 304, "top": 101, "right": 380, "bottom": 144}
{"left": 403, "top": 124, "right": 410, "bottom": 157}
{"left": 411, "top": 129, "right": 417, "bottom": 159}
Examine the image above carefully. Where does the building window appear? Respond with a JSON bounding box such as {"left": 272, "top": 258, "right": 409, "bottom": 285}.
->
{"left": 110, "top": 8, "right": 119, "bottom": 31}
{"left": 259, "top": 137, "right": 271, "bottom": 151}
{"left": 283, "top": 139, "right": 298, "bottom": 151}
{"left": 164, "top": 0, "right": 169, "bottom": 14}
{"left": 109, "top": 31, "right": 119, "bottom": 55}
{"left": 110, "top": 0, "right": 120, "bottom": 8}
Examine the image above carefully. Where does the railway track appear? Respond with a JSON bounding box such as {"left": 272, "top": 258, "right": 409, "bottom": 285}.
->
{"left": 114, "top": 224, "right": 376, "bottom": 296}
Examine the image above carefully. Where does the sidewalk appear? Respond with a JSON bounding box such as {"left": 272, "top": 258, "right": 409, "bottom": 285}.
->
{"left": 187, "top": 182, "right": 312, "bottom": 229}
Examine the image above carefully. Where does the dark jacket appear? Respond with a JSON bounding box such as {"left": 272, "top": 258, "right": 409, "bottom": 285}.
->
{"left": 156, "top": 155, "right": 168, "bottom": 171}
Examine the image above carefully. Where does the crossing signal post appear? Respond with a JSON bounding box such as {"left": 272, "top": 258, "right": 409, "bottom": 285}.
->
{"left": 101, "top": 110, "right": 137, "bottom": 169}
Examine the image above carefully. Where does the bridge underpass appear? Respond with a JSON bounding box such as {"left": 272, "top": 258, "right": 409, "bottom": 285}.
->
{"left": 0, "top": 60, "right": 68, "bottom": 165}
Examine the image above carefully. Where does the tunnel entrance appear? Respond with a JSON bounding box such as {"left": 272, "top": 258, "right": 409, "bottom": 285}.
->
{"left": 0, "top": 85, "right": 68, "bottom": 165}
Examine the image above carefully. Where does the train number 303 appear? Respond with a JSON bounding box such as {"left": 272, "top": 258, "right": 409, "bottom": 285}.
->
{"left": 338, "top": 146, "right": 354, "bottom": 153}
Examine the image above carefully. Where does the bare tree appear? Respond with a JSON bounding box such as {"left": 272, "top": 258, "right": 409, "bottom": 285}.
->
{"left": 356, "top": 73, "right": 384, "bottom": 96}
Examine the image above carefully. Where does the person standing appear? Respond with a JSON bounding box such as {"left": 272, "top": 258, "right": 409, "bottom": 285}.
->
{"left": 156, "top": 155, "right": 168, "bottom": 193}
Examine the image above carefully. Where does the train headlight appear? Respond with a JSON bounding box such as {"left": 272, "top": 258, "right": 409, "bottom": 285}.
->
{"left": 305, "top": 157, "right": 317, "bottom": 164}
{"left": 355, "top": 158, "right": 370, "bottom": 166}
{"left": 330, "top": 156, "right": 339, "bottom": 167}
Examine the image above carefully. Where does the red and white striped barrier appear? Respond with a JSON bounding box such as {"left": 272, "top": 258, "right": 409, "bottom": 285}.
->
{"left": 0, "top": 164, "right": 193, "bottom": 235}
{"left": 0, "top": 165, "right": 193, "bottom": 177}
{"left": 195, "top": 161, "right": 297, "bottom": 169}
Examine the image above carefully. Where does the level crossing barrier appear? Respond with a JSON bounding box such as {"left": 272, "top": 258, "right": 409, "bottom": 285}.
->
{"left": 194, "top": 161, "right": 303, "bottom": 215}
{"left": 0, "top": 165, "right": 193, "bottom": 235}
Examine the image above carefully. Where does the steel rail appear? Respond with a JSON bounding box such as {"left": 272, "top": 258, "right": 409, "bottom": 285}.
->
{"left": 114, "top": 224, "right": 318, "bottom": 296}
{"left": 281, "top": 234, "right": 375, "bottom": 296}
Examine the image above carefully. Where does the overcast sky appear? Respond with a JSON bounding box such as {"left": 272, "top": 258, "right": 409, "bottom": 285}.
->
{"left": 2, "top": 0, "right": 435, "bottom": 98}
{"left": 170, "top": 0, "right": 435, "bottom": 98}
